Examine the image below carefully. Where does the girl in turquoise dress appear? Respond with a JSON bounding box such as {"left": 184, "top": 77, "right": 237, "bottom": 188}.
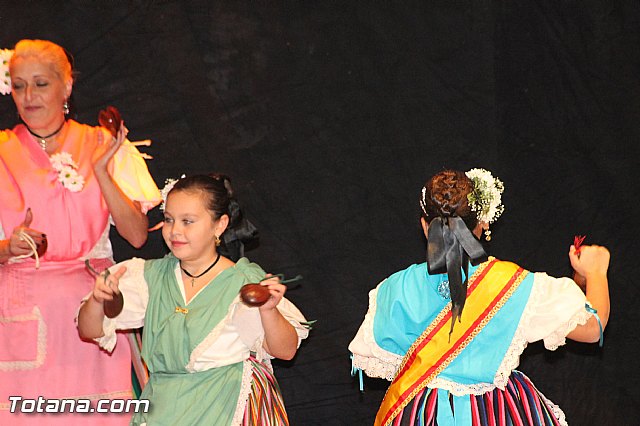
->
{"left": 349, "top": 169, "right": 610, "bottom": 426}
{"left": 78, "top": 174, "right": 309, "bottom": 425}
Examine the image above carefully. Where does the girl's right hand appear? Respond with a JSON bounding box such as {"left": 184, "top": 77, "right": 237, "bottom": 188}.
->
{"left": 91, "top": 266, "right": 127, "bottom": 304}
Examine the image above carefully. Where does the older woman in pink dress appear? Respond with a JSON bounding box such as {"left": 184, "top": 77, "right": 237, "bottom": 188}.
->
{"left": 0, "top": 39, "right": 161, "bottom": 425}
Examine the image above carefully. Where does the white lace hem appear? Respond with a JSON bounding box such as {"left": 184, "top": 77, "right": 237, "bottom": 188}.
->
{"left": 231, "top": 358, "right": 254, "bottom": 426}
{"left": 427, "top": 377, "right": 497, "bottom": 396}
{"left": 352, "top": 352, "right": 400, "bottom": 381}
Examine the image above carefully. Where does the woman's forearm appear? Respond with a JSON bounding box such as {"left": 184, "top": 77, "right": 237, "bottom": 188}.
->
{"left": 94, "top": 168, "right": 148, "bottom": 248}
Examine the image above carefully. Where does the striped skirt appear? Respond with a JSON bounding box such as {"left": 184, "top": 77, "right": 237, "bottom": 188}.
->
{"left": 393, "top": 371, "right": 565, "bottom": 426}
{"left": 242, "top": 357, "right": 290, "bottom": 426}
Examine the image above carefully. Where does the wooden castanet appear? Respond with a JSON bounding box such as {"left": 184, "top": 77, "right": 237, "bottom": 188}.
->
{"left": 104, "top": 292, "right": 125, "bottom": 319}
{"left": 239, "top": 283, "right": 271, "bottom": 307}
{"left": 98, "top": 106, "right": 122, "bottom": 137}
{"left": 31, "top": 236, "right": 47, "bottom": 258}
{"left": 239, "top": 274, "right": 303, "bottom": 307}
{"left": 85, "top": 259, "right": 124, "bottom": 318}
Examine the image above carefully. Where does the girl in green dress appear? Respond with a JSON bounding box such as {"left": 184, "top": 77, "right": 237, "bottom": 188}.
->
{"left": 78, "top": 174, "right": 309, "bottom": 425}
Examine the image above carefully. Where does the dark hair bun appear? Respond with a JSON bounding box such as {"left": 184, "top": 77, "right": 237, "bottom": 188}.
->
{"left": 208, "top": 173, "right": 260, "bottom": 261}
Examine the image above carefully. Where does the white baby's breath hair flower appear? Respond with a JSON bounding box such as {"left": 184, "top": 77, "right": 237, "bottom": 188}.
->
{"left": 50, "top": 152, "right": 84, "bottom": 192}
{"left": 0, "top": 49, "right": 14, "bottom": 95}
{"left": 160, "top": 174, "right": 186, "bottom": 211}
{"left": 465, "top": 168, "right": 504, "bottom": 224}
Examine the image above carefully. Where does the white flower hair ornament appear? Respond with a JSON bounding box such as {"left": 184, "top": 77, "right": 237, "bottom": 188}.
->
{"left": 0, "top": 49, "right": 13, "bottom": 95}
{"left": 159, "top": 174, "right": 186, "bottom": 211}
{"left": 465, "top": 168, "right": 504, "bottom": 229}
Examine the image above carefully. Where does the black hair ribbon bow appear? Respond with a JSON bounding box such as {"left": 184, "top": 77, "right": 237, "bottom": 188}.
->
{"left": 426, "top": 216, "right": 487, "bottom": 337}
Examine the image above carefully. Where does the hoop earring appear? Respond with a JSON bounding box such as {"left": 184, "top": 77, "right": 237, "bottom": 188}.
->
{"left": 215, "top": 235, "right": 221, "bottom": 246}
{"left": 63, "top": 100, "right": 69, "bottom": 115}
{"left": 484, "top": 228, "right": 491, "bottom": 241}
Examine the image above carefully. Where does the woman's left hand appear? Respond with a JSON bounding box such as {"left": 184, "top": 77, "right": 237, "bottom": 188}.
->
{"left": 258, "top": 274, "right": 286, "bottom": 311}
{"left": 92, "top": 121, "right": 128, "bottom": 173}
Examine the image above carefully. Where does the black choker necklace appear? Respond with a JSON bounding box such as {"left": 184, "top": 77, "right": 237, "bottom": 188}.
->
{"left": 26, "top": 121, "right": 66, "bottom": 150}
{"left": 180, "top": 252, "right": 221, "bottom": 287}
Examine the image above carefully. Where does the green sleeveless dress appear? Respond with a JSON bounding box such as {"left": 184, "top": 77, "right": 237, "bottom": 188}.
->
{"left": 131, "top": 254, "right": 265, "bottom": 426}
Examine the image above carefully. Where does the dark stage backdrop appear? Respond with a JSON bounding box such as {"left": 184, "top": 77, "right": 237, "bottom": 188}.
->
{"left": 2, "top": 2, "right": 639, "bottom": 424}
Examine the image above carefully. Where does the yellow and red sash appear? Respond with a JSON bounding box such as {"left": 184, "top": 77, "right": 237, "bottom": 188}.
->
{"left": 375, "top": 258, "right": 528, "bottom": 426}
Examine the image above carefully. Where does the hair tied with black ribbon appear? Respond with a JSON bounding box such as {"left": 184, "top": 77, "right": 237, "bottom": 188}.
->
{"left": 427, "top": 216, "right": 487, "bottom": 338}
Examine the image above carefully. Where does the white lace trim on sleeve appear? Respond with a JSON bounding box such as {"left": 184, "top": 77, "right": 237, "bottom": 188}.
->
{"left": 526, "top": 272, "right": 592, "bottom": 351}
{"left": 543, "top": 308, "right": 591, "bottom": 350}
{"left": 492, "top": 273, "right": 589, "bottom": 391}
{"left": 351, "top": 284, "right": 403, "bottom": 381}
{"left": 94, "top": 316, "right": 119, "bottom": 352}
